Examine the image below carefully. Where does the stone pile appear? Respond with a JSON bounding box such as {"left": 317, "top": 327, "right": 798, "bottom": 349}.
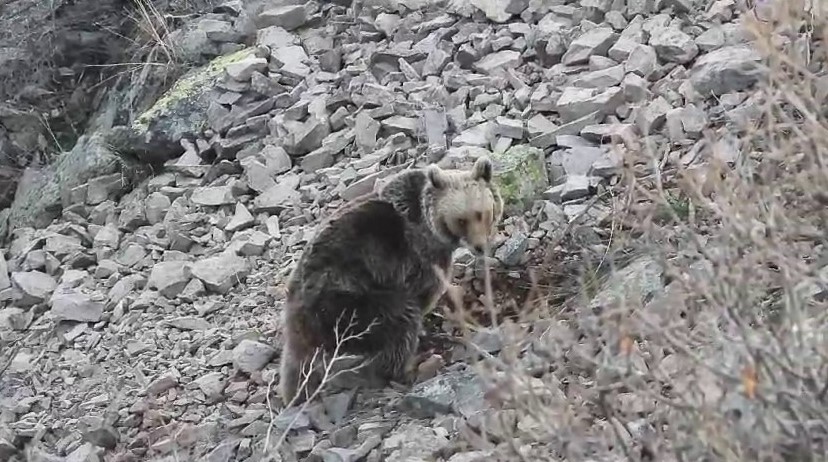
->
{"left": 0, "top": 0, "right": 774, "bottom": 459}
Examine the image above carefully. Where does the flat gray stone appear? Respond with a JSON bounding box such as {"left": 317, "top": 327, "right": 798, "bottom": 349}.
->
{"left": 188, "top": 253, "right": 250, "bottom": 294}
{"left": 148, "top": 261, "right": 192, "bottom": 298}
{"left": 689, "top": 45, "right": 765, "bottom": 96}
{"left": 50, "top": 291, "right": 104, "bottom": 322}
{"left": 12, "top": 271, "right": 57, "bottom": 306}
{"left": 233, "top": 339, "right": 276, "bottom": 373}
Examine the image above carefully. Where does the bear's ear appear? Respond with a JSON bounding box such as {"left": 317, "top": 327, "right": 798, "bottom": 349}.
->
{"left": 426, "top": 164, "right": 447, "bottom": 189}
{"left": 472, "top": 156, "right": 493, "bottom": 183}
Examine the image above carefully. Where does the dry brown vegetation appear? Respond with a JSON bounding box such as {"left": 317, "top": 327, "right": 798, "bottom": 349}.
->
{"left": 441, "top": 1, "right": 828, "bottom": 460}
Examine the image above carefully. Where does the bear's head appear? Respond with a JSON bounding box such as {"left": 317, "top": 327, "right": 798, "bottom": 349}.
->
{"left": 424, "top": 156, "right": 503, "bottom": 255}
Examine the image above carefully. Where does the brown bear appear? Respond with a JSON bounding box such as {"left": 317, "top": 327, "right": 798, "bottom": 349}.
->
{"left": 278, "top": 156, "right": 503, "bottom": 405}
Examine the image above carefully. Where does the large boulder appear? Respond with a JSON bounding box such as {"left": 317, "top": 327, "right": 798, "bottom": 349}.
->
{"left": 5, "top": 133, "right": 144, "bottom": 236}
{"left": 105, "top": 47, "right": 261, "bottom": 164}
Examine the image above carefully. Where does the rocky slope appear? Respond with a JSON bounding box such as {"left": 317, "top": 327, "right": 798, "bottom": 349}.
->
{"left": 0, "top": 0, "right": 822, "bottom": 460}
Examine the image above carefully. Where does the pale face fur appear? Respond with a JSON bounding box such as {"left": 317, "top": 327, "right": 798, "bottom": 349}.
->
{"left": 424, "top": 156, "right": 503, "bottom": 255}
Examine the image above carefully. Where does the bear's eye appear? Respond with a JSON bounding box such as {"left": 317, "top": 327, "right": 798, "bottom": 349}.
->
{"left": 457, "top": 218, "right": 467, "bottom": 229}
{"left": 475, "top": 211, "right": 483, "bottom": 221}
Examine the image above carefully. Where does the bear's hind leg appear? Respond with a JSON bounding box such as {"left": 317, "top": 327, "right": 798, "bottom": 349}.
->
{"left": 364, "top": 322, "right": 421, "bottom": 386}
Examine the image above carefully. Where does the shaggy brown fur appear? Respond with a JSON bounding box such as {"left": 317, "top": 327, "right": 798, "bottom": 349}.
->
{"left": 278, "top": 157, "right": 503, "bottom": 404}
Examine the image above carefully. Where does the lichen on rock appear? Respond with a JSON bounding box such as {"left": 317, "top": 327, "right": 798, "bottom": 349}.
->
{"left": 107, "top": 47, "right": 260, "bottom": 165}
{"left": 491, "top": 144, "right": 550, "bottom": 215}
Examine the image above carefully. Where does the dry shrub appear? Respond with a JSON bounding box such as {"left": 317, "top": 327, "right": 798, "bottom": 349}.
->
{"left": 456, "top": 1, "right": 828, "bottom": 460}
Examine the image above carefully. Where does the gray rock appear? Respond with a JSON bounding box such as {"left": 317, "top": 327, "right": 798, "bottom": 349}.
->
{"left": 228, "top": 230, "right": 272, "bottom": 256}
{"left": 8, "top": 133, "right": 140, "bottom": 231}
{"left": 272, "top": 45, "right": 311, "bottom": 79}
{"left": 65, "top": 443, "right": 99, "bottom": 462}
{"left": 148, "top": 261, "right": 192, "bottom": 298}
{"left": 581, "top": 123, "right": 638, "bottom": 145}
{"left": 226, "top": 203, "right": 255, "bottom": 232}
{"left": 383, "top": 422, "right": 450, "bottom": 461}
{"left": 556, "top": 86, "right": 624, "bottom": 123}
{"left": 355, "top": 112, "right": 381, "bottom": 152}
{"left": 166, "top": 316, "right": 212, "bottom": 331}
{"left": 82, "top": 424, "right": 119, "bottom": 450}
{"left": 649, "top": 27, "right": 698, "bottom": 64}
{"left": 493, "top": 117, "right": 524, "bottom": 139}
{"left": 0, "top": 307, "right": 27, "bottom": 330}
{"left": 382, "top": 116, "right": 419, "bottom": 137}
{"left": 256, "top": 25, "right": 300, "bottom": 51}
{"left": 233, "top": 339, "right": 276, "bottom": 373}
{"left": 572, "top": 64, "right": 625, "bottom": 88}
{"left": 560, "top": 145, "right": 606, "bottom": 176}
{"left": 114, "top": 243, "right": 147, "bottom": 268}
{"left": 50, "top": 291, "right": 104, "bottom": 323}
{"left": 423, "top": 109, "right": 448, "bottom": 150}
{"left": 590, "top": 257, "right": 664, "bottom": 310}
{"left": 191, "top": 185, "right": 236, "bottom": 206}
{"left": 689, "top": 45, "right": 764, "bottom": 96}
{"left": 625, "top": 44, "right": 658, "bottom": 78}
{"left": 12, "top": 271, "right": 57, "bottom": 306}
{"left": 492, "top": 145, "right": 550, "bottom": 215}
{"left": 634, "top": 96, "right": 672, "bottom": 135}
{"left": 188, "top": 253, "right": 250, "bottom": 293}
{"left": 261, "top": 144, "right": 292, "bottom": 174}
{"left": 622, "top": 73, "right": 650, "bottom": 102}
{"left": 199, "top": 18, "right": 240, "bottom": 42}
{"left": 243, "top": 160, "right": 277, "bottom": 193}
{"left": 474, "top": 50, "right": 522, "bottom": 74}
{"left": 695, "top": 26, "right": 725, "bottom": 52}
{"left": 591, "top": 151, "right": 624, "bottom": 178}
{"left": 44, "top": 234, "right": 83, "bottom": 259}
{"left": 422, "top": 48, "right": 451, "bottom": 76}
{"left": 105, "top": 47, "right": 261, "bottom": 164}
{"left": 562, "top": 27, "right": 618, "bottom": 65}
{"left": 398, "top": 367, "right": 487, "bottom": 419}
{"left": 201, "top": 441, "right": 240, "bottom": 462}
{"left": 147, "top": 372, "right": 179, "bottom": 395}
{"left": 0, "top": 253, "right": 9, "bottom": 290}
{"left": 286, "top": 116, "right": 330, "bottom": 156}
{"left": 530, "top": 111, "right": 604, "bottom": 148}
{"left": 145, "top": 192, "right": 171, "bottom": 225}
{"left": 374, "top": 13, "right": 401, "bottom": 37}
{"left": 470, "top": 0, "right": 528, "bottom": 22}
{"left": 86, "top": 173, "right": 127, "bottom": 205}
{"left": 608, "top": 38, "right": 638, "bottom": 62}
{"left": 258, "top": 5, "right": 308, "bottom": 31}
{"left": 560, "top": 175, "right": 591, "bottom": 201}
{"left": 95, "top": 260, "right": 119, "bottom": 279}
{"left": 192, "top": 372, "right": 227, "bottom": 402}
{"left": 495, "top": 232, "right": 528, "bottom": 266}
{"left": 253, "top": 175, "right": 301, "bottom": 213}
